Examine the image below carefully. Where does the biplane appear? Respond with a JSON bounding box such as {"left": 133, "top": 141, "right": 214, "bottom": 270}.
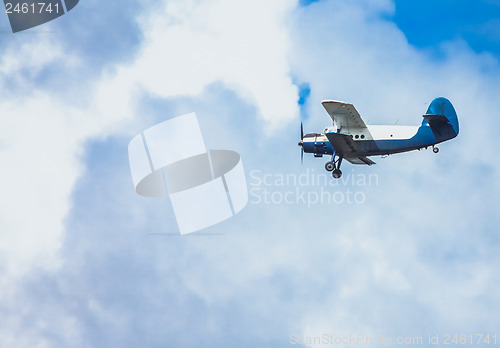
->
{"left": 298, "top": 97, "right": 459, "bottom": 178}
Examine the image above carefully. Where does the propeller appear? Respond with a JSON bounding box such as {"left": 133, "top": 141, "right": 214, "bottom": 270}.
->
{"left": 299, "top": 122, "right": 304, "bottom": 164}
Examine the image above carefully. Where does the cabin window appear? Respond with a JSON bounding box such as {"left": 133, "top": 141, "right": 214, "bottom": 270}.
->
{"left": 355, "top": 135, "right": 359, "bottom": 139}
{"left": 360, "top": 134, "right": 365, "bottom": 139}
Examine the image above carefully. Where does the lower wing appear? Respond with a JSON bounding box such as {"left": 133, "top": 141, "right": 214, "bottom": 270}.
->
{"left": 325, "top": 132, "right": 376, "bottom": 165}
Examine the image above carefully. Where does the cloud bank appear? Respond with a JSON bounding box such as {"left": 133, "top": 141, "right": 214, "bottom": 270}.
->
{"left": 0, "top": 0, "right": 499, "bottom": 347}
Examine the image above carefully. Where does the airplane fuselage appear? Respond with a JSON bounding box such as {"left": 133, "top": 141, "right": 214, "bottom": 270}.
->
{"left": 302, "top": 122, "right": 456, "bottom": 157}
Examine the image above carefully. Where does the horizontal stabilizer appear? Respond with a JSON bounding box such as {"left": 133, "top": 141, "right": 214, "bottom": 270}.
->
{"left": 423, "top": 113, "right": 457, "bottom": 140}
{"left": 422, "top": 98, "right": 459, "bottom": 136}
{"left": 345, "top": 156, "right": 376, "bottom": 166}
{"left": 423, "top": 114, "right": 449, "bottom": 126}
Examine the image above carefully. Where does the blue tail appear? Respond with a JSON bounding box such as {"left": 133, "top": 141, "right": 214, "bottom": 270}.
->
{"left": 421, "top": 97, "right": 459, "bottom": 140}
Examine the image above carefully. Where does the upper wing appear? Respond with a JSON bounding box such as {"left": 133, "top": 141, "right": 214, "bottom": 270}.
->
{"left": 322, "top": 100, "right": 367, "bottom": 131}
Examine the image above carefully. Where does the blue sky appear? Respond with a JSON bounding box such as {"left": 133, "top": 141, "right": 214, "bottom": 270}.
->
{"left": 0, "top": 0, "right": 499, "bottom": 347}
{"left": 393, "top": 0, "right": 500, "bottom": 56}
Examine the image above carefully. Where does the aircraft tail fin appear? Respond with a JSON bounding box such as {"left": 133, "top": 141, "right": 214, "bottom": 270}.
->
{"left": 421, "top": 97, "right": 459, "bottom": 140}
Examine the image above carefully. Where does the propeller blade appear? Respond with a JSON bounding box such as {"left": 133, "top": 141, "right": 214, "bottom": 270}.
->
{"left": 300, "top": 122, "right": 304, "bottom": 165}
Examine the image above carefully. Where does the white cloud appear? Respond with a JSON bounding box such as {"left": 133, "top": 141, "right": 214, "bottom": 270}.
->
{"left": 131, "top": 0, "right": 299, "bottom": 127}
{"left": 0, "top": 47, "right": 138, "bottom": 282}
{"left": 0, "top": 0, "right": 293, "bottom": 274}
{"left": 1, "top": 0, "right": 500, "bottom": 346}
{"left": 0, "top": 1, "right": 302, "bottom": 344}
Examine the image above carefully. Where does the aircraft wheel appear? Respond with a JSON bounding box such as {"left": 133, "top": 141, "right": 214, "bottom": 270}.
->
{"left": 332, "top": 169, "right": 342, "bottom": 179}
{"left": 325, "top": 161, "right": 334, "bottom": 172}
{"left": 433, "top": 147, "right": 439, "bottom": 153}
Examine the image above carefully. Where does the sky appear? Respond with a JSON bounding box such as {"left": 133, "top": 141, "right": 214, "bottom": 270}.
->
{"left": 0, "top": 0, "right": 499, "bottom": 347}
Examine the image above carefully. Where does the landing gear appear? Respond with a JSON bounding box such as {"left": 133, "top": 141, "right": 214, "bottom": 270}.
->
{"left": 325, "top": 161, "right": 334, "bottom": 171}
{"left": 433, "top": 146, "right": 439, "bottom": 153}
{"left": 325, "top": 152, "right": 343, "bottom": 179}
